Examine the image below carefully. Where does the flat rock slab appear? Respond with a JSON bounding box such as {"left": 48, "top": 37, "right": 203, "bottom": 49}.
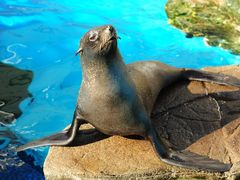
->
{"left": 44, "top": 65, "right": 240, "bottom": 179}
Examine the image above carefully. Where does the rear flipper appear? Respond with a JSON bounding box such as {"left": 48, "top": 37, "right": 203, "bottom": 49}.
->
{"left": 148, "top": 129, "right": 231, "bottom": 172}
{"left": 183, "top": 68, "right": 240, "bottom": 87}
{"left": 163, "top": 150, "right": 231, "bottom": 172}
{"left": 16, "top": 118, "right": 86, "bottom": 152}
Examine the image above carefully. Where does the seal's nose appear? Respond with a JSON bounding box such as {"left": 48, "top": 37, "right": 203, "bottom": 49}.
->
{"left": 106, "top": 25, "right": 114, "bottom": 33}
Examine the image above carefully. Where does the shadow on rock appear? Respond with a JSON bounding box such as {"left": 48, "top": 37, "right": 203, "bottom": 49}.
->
{"left": 151, "top": 79, "right": 240, "bottom": 163}
{"left": 70, "top": 127, "right": 145, "bottom": 146}
{"left": 0, "top": 62, "right": 33, "bottom": 124}
{"left": 70, "top": 127, "right": 109, "bottom": 146}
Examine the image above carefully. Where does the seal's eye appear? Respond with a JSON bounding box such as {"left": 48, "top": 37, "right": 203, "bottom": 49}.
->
{"left": 89, "top": 31, "right": 98, "bottom": 42}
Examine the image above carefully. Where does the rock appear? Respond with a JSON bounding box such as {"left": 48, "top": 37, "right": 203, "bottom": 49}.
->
{"left": 44, "top": 65, "right": 240, "bottom": 179}
{"left": 165, "top": 0, "right": 240, "bottom": 54}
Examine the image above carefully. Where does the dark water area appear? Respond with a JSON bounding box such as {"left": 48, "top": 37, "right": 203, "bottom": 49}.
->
{"left": 0, "top": 62, "right": 32, "bottom": 124}
{"left": 0, "top": 62, "right": 44, "bottom": 179}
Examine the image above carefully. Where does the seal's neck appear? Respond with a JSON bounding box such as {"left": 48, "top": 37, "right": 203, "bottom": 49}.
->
{"left": 81, "top": 49, "right": 127, "bottom": 81}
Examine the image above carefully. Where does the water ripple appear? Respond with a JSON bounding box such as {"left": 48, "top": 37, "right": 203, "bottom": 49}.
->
{"left": 1, "top": 43, "right": 26, "bottom": 65}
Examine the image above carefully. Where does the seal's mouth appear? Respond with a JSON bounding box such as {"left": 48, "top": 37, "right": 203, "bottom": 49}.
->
{"left": 100, "top": 35, "right": 120, "bottom": 51}
{"left": 107, "top": 35, "right": 121, "bottom": 43}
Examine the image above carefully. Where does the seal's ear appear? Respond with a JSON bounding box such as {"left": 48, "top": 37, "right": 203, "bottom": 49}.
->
{"left": 75, "top": 47, "right": 83, "bottom": 56}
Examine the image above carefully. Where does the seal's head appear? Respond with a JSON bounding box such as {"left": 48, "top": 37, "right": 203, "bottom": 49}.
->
{"left": 76, "top": 25, "right": 119, "bottom": 58}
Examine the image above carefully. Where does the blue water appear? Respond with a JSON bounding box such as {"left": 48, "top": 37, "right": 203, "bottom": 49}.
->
{"left": 1, "top": 0, "right": 240, "bottom": 170}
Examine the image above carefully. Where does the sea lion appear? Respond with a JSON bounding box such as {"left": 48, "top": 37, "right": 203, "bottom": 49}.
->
{"left": 17, "top": 25, "right": 240, "bottom": 172}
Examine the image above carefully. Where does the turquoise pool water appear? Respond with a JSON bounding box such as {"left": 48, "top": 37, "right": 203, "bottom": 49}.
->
{"left": 1, "top": 0, "right": 240, "bottom": 171}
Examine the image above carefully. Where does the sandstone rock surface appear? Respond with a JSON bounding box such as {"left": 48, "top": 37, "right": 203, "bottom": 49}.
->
{"left": 44, "top": 65, "right": 240, "bottom": 179}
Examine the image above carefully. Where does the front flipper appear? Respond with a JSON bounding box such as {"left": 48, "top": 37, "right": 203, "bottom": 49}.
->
{"left": 16, "top": 117, "right": 87, "bottom": 152}
{"left": 148, "top": 129, "right": 231, "bottom": 172}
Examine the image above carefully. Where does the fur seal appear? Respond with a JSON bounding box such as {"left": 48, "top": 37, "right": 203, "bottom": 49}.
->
{"left": 17, "top": 25, "right": 240, "bottom": 172}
